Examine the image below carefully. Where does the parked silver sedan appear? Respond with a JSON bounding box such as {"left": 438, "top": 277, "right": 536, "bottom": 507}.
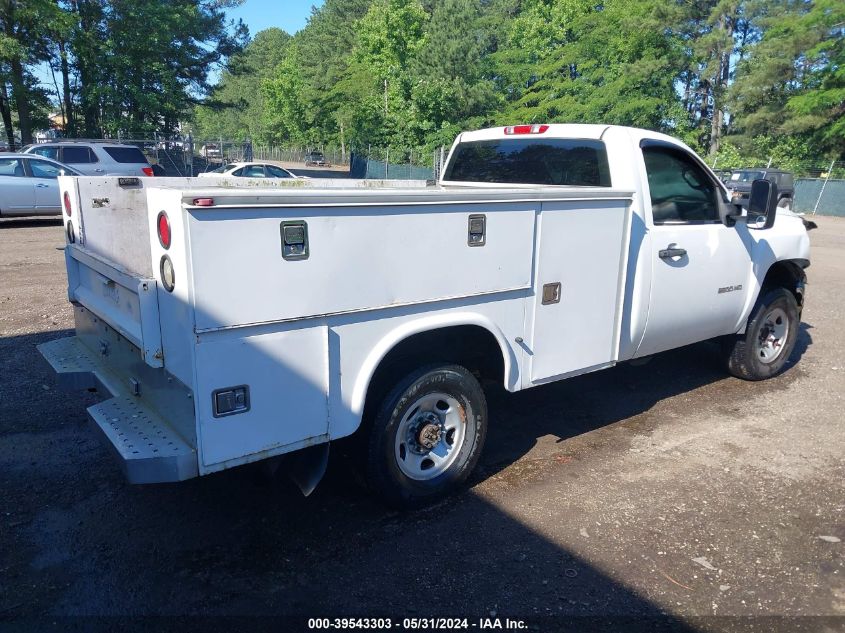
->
{"left": 198, "top": 161, "right": 302, "bottom": 179}
{"left": 0, "top": 154, "right": 81, "bottom": 216}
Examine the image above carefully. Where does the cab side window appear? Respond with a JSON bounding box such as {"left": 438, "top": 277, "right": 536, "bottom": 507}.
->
{"left": 643, "top": 146, "right": 719, "bottom": 224}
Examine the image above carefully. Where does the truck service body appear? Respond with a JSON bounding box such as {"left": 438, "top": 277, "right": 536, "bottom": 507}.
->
{"left": 39, "top": 124, "right": 811, "bottom": 507}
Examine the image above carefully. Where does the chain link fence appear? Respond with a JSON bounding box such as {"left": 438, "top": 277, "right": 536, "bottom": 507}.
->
{"left": 349, "top": 146, "right": 444, "bottom": 180}
{"left": 712, "top": 159, "right": 845, "bottom": 216}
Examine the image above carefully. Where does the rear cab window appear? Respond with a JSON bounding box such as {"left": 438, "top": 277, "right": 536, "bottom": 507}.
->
{"left": 103, "top": 146, "right": 149, "bottom": 164}
{"left": 443, "top": 138, "right": 611, "bottom": 186}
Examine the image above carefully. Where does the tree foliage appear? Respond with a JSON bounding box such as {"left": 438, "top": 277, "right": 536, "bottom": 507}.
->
{"left": 1, "top": 0, "right": 246, "bottom": 145}
{"left": 3, "top": 0, "right": 842, "bottom": 161}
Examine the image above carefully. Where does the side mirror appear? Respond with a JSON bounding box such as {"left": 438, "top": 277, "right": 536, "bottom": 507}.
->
{"left": 748, "top": 179, "right": 778, "bottom": 229}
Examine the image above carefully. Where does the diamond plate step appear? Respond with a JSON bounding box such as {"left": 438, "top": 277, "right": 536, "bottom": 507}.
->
{"left": 89, "top": 397, "right": 197, "bottom": 483}
{"left": 37, "top": 336, "right": 100, "bottom": 390}
{"left": 39, "top": 336, "right": 198, "bottom": 483}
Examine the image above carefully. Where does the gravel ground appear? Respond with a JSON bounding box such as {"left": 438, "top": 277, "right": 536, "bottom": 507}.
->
{"left": 0, "top": 213, "right": 843, "bottom": 632}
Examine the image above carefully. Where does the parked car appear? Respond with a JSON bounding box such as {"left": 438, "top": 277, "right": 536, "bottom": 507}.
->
{"left": 304, "top": 150, "right": 327, "bottom": 167}
{"left": 198, "top": 162, "right": 301, "bottom": 179}
{"left": 0, "top": 153, "right": 81, "bottom": 216}
{"left": 726, "top": 168, "right": 794, "bottom": 210}
{"left": 23, "top": 141, "right": 153, "bottom": 177}
{"left": 713, "top": 169, "right": 733, "bottom": 185}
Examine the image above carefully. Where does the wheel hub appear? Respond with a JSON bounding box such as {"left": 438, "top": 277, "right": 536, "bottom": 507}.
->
{"left": 407, "top": 411, "right": 444, "bottom": 454}
{"left": 394, "top": 391, "right": 470, "bottom": 481}
{"left": 756, "top": 307, "right": 789, "bottom": 363}
{"left": 417, "top": 421, "right": 442, "bottom": 450}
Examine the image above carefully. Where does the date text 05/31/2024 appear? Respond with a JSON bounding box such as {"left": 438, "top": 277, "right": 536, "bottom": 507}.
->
{"left": 307, "top": 618, "right": 528, "bottom": 630}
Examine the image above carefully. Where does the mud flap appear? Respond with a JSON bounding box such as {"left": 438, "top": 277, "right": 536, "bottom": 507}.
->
{"left": 285, "top": 442, "right": 330, "bottom": 497}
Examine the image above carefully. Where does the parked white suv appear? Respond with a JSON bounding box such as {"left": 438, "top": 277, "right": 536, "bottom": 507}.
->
{"left": 24, "top": 141, "right": 154, "bottom": 177}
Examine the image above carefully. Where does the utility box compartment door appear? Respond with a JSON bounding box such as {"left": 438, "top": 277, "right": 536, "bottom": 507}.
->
{"left": 529, "top": 199, "right": 631, "bottom": 383}
{"left": 194, "top": 325, "right": 329, "bottom": 470}
{"left": 186, "top": 203, "right": 536, "bottom": 331}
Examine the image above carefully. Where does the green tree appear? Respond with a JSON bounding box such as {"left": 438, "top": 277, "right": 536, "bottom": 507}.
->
{"left": 496, "top": 0, "right": 687, "bottom": 133}
{"left": 728, "top": 0, "right": 845, "bottom": 157}
{"left": 294, "top": 0, "right": 370, "bottom": 147}
{"left": 410, "top": 0, "right": 498, "bottom": 146}
{"left": 193, "top": 28, "right": 291, "bottom": 142}
{"left": 262, "top": 43, "right": 311, "bottom": 144}
{"left": 0, "top": 0, "right": 64, "bottom": 144}
{"left": 351, "top": 0, "right": 428, "bottom": 147}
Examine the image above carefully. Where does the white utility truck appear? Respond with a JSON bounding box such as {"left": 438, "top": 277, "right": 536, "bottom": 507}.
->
{"left": 39, "top": 124, "right": 811, "bottom": 508}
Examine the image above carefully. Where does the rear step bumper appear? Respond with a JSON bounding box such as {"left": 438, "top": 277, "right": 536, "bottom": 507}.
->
{"left": 37, "top": 336, "right": 198, "bottom": 483}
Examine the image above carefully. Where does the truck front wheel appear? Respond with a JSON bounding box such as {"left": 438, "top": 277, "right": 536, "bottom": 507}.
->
{"left": 366, "top": 364, "right": 487, "bottom": 509}
{"left": 723, "top": 287, "right": 800, "bottom": 380}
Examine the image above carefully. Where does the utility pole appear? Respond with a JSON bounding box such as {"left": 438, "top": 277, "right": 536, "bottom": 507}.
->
{"left": 813, "top": 159, "right": 836, "bottom": 215}
{"left": 384, "top": 79, "right": 389, "bottom": 116}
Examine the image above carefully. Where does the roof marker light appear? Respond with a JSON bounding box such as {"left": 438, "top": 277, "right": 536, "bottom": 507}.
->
{"left": 504, "top": 124, "right": 550, "bottom": 135}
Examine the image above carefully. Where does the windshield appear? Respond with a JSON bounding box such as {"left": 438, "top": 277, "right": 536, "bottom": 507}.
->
{"left": 730, "top": 170, "right": 764, "bottom": 183}
{"left": 443, "top": 138, "right": 611, "bottom": 186}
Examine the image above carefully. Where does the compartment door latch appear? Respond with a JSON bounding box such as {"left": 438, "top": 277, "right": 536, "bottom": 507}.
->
{"left": 280, "top": 221, "right": 309, "bottom": 261}
{"left": 468, "top": 214, "right": 486, "bottom": 247}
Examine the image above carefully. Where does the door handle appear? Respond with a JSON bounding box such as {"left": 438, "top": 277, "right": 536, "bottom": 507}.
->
{"left": 659, "top": 247, "right": 687, "bottom": 259}
{"left": 35, "top": 183, "right": 50, "bottom": 188}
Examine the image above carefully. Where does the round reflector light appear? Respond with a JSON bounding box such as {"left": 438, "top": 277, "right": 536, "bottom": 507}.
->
{"left": 63, "top": 191, "right": 72, "bottom": 217}
{"left": 157, "top": 211, "right": 171, "bottom": 249}
{"left": 160, "top": 255, "right": 175, "bottom": 292}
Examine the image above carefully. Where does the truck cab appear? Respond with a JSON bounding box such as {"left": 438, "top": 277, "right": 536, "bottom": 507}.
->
{"left": 442, "top": 125, "right": 809, "bottom": 362}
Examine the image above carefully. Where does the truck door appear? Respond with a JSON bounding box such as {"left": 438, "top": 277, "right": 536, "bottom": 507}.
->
{"left": 635, "top": 143, "right": 751, "bottom": 357}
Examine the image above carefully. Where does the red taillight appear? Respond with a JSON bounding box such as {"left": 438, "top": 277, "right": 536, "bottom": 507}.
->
{"left": 504, "top": 124, "right": 550, "bottom": 135}
{"left": 192, "top": 198, "right": 215, "bottom": 207}
{"left": 63, "top": 191, "right": 72, "bottom": 217}
{"left": 157, "top": 211, "right": 171, "bottom": 249}
{"left": 142, "top": 167, "right": 154, "bottom": 177}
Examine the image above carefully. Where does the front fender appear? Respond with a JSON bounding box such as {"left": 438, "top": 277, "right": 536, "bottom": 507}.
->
{"left": 735, "top": 215, "right": 810, "bottom": 333}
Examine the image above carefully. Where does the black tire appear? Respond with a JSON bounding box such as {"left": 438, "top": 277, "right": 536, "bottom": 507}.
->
{"left": 366, "top": 364, "right": 487, "bottom": 509}
{"left": 723, "top": 287, "right": 800, "bottom": 380}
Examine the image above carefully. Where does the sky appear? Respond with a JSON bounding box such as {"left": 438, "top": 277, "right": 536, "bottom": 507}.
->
{"left": 228, "top": 0, "right": 325, "bottom": 38}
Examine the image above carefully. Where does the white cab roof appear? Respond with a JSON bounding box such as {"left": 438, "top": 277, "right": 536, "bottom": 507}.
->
{"left": 457, "top": 124, "right": 610, "bottom": 142}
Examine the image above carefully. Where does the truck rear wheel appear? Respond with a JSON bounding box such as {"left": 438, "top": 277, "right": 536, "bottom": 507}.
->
{"left": 366, "top": 364, "right": 487, "bottom": 509}
{"left": 723, "top": 287, "right": 800, "bottom": 380}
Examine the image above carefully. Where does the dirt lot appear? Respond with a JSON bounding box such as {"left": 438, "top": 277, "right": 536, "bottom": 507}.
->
{"left": 1, "top": 214, "right": 843, "bottom": 631}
